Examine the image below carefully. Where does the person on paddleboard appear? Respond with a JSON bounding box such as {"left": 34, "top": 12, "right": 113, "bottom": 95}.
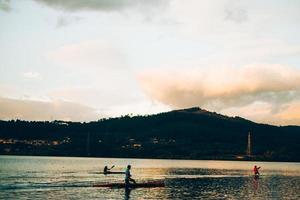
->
{"left": 253, "top": 165, "right": 261, "bottom": 176}
{"left": 103, "top": 165, "right": 115, "bottom": 174}
{"left": 125, "top": 165, "right": 136, "bottom": 186}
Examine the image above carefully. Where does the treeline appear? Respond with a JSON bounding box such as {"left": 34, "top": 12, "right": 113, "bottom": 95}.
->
{"left": 0, "top": 107, "right": 300, "bottom": 161}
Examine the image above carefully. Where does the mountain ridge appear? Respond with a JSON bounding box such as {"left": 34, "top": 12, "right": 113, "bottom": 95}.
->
{"left": 0, "top": 107, "right": 300, "bottom": 161}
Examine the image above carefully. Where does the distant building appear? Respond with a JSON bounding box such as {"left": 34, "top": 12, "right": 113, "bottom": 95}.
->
{"left": 152, "top": 138, "right": 159, "bottom": 144}
{"left": 133, "top": 143, "right": 142, "bottom": 148}
{"left": 129, "top": 138, "right": 135, "bottom": 142}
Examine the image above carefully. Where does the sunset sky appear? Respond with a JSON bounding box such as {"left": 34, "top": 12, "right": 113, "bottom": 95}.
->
{"left": 1, "top": 0, "right": 300, "bottom": 125}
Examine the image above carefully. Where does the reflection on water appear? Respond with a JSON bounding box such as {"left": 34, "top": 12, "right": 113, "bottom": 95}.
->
{"left": 0, "top": 156, "right": 300, "bottom": 199}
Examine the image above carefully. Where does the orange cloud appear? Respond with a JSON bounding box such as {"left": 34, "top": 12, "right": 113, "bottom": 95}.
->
{"left": 275, "top": 101, "right": 300, "bottom": 125}
{"left": 138, "top": 64, "right": 300, "bottom": 125}
{"left": 0, "top": 97, "right": 102, "bottom": 121}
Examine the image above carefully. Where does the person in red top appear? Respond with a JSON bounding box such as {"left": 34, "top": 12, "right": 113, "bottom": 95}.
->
{"left": 253, "top": 165, "right": 261, "bottom": 175}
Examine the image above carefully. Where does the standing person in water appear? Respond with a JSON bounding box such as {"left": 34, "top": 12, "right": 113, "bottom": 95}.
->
{"left": 253, "top": 165, "right": 261, "bottom": 176}
{"left": 125, "top": 165, "right": 136, "bottom": 187}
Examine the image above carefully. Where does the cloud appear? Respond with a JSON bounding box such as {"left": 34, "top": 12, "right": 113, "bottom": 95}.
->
{"left": 0, "top": 0, "right": 10, "bottom": 12}
{"left": 47, "top": 86, "right": 171, "bottom": 117}
{"left": 0, "top": 85, "right": 20, "bottom": 98}
{"left": 0, "top": 96, "right": 103, "bottom": 121}
{"left": 34, "top": 0, "right": 168, "bottom": 12}
{"left": 47, "top": 40, "right": 126, "bottom": 69}
{"left": 138, "top": 64, "right": 300, "bottom": 125}
{"left": 275, "top": 101, "right": 300, "bottom": 125}
{"left": 48, "top": 87, "right": 138, "bottom": 108}
{"left": 222, "top": 1, "right": 249, "bottom": 24}
{"left": 22, "top": 71, "right": 41, "bottom": 79}
{"left": 221, "top": 100, "right": 300, "bottom": 125}
{"left": 224, "top": 6, "right": 248, "bottom": 24}
{"left": 56, "top": 15, "right": 82, "bottom": 28}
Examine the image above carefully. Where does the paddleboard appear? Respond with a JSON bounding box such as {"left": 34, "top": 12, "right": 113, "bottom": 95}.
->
{"left": 102, "top": 172, "right": 125, "bottom": 175}
{"left": 93, "top": 181, "right": 165, "bottom": 188}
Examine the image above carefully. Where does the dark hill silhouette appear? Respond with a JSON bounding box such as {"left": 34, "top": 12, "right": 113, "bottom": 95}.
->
{"left": 0, "top": 107, "right": 299, "bottom": 161}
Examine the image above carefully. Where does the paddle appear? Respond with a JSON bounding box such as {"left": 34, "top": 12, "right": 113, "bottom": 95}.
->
{"left": 109, "top": 165, "right": 115, "bottom": 170}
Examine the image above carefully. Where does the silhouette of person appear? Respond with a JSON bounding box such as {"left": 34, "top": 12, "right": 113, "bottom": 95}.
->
{"left": 125, "top": 165, "right": 136, "bottom": 187}
{"left": 103, "top": 165, "right": 114, "bottom": 175}
{"left": 103, "top": 166, "right": 109, "bottom": 174}
{"left": 253, "top": 165, "right": 261, "bottom": 176}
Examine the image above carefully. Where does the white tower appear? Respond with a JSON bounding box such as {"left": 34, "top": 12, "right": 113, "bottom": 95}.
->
{"left": 246, "top": 132, "right": 251, "bottom": 156}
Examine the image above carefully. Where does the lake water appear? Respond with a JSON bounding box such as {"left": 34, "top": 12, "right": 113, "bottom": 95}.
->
{"left": 0, "top": 156, "right": 300, "bottom": 199}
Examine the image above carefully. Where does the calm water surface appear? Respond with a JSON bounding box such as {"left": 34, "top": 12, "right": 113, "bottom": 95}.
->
{"left": 0, "top": 156, "right": 300, "bottom": 199}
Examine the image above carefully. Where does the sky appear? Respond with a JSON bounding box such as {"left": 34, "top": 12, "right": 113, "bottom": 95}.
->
{"left": 0, "top": 0, "right": 300, "bottom": 125}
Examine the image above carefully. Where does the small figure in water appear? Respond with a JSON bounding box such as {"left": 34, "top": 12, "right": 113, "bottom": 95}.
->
{"left": 125, "top": 165, "right": 136, "bottom": 187}
{"left": 253, "top": 165, "right": 261, "bottom": 176}
{"left": 103, "top": 165, "right": 115, "bottom": 174}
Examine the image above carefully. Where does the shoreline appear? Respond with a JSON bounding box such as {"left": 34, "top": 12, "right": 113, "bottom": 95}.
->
{"left": 1, "top": 154, "right": 300, "bottom": 164}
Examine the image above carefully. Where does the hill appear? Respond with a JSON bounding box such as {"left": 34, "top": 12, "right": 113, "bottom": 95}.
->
{"left": 0, "top": 107, "right": 300, "bottom": 161}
